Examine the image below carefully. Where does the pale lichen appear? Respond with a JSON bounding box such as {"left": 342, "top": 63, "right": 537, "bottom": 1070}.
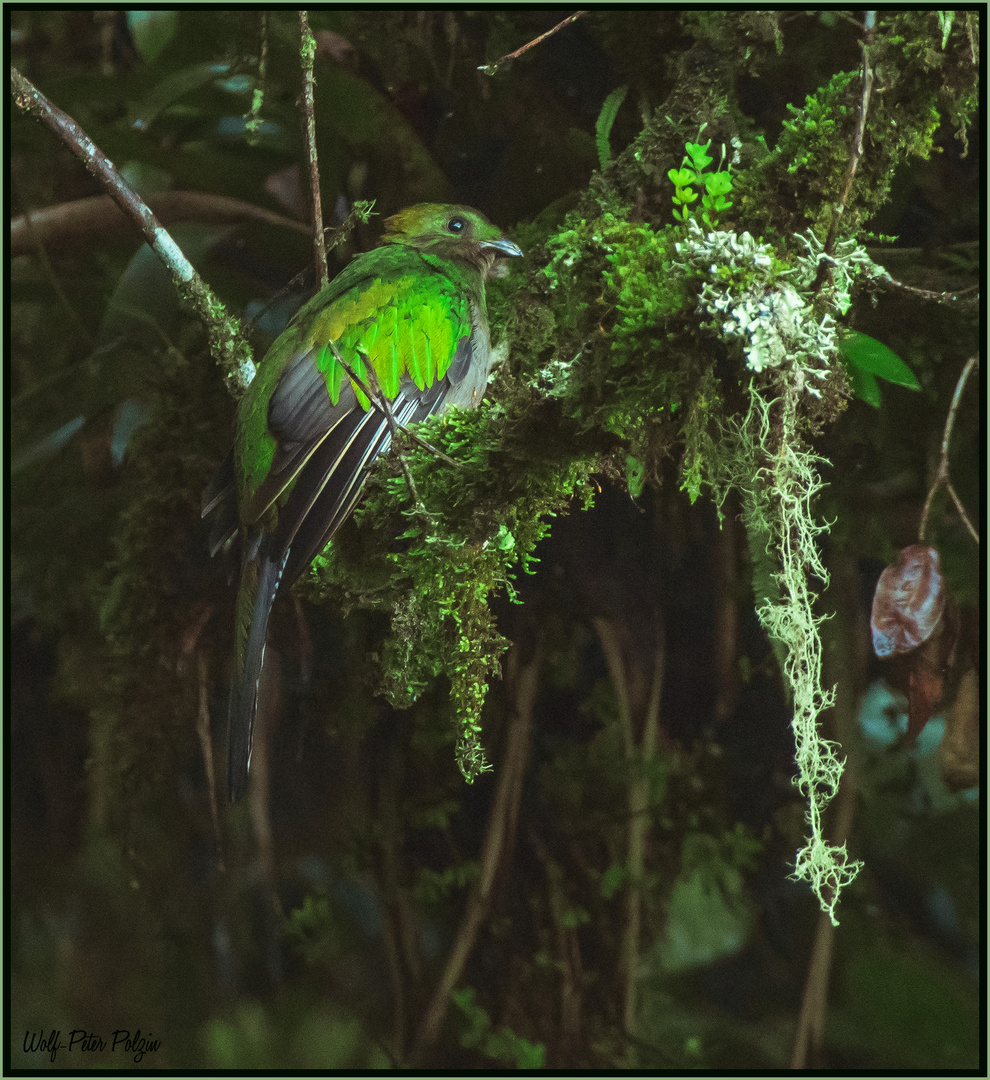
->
{"left": 674, "top": 218, "right": 877, "bottom": 921}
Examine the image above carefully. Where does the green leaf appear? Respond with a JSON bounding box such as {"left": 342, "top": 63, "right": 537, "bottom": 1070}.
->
{"left": 684, "top": 140, "right": 714, "bottom": 169}
{"left": 838, "top": 331, "right": 921, "bottom": 390}
{"left": 845, "top": 363, "right": 882, "bottom": 408}
{"left": 626, "top": 454, "right": 646, "bottom": 499}
{"left": 127, "top": 10, "right": 178, "bottom": 64}
{"left": 595, "top": 85, "right": 629, "bottom": 169}
{"left": 936, "top": 10, "right": 955, "bottom": 49}
{"left": 703, "top": 171, "right": 733, "bottom": 196}
{"left": 127, "top": 61, "right": 230, "bottom": 131}
{"left": 667, "top": 167, "right": 697, "bottom": 188}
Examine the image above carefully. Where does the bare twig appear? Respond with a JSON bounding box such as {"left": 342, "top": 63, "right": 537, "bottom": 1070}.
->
{"left": 593, "top": 615, "right": 666, "bottom": 1058}
{"left": 325, "top": 342, "right": 427, "bottom": 513}
{"left": 478, "top": 11, "right": 589, "bottom": 76}
{"left": 239, "top": 203, "right": 376, "bottom": 337}
{"left": 195, "top": 652, "right": 226, "bottom": 873}
{"left": 814, "top": 11, "right": 875, "bottom": 288}
{"left": 10, "top": 171, "right": 93, "bottom": 346}
{"left": 411, "top": 644, "right": 541, "bottom": 1062}
{"left": 10, "top": 66, "right": 255, "bottom": 393}
{"left": 327, "top": 340, "right": 464, "bottom": 470}
{"left": 327, "top": 341, "right": 461, "bottom": 523}
{"left": 359, "top": 357, "right": 428, "bottom": 515}
{"left": 532, "top": 838, "right": 583, "bottom": 1046}
{"left": 299, "top": 12, "right": 328, "bottom": 289}
{"left": 873, "top": 273, "right": 979, "bottom": 304}
{"left": 918, "top": 355, "right": 980, "bottom": 545}
{"left": 791, "top": 544, "right": 866, "bottom": 1069}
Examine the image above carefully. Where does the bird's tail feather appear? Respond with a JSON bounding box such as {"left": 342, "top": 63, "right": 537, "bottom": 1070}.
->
{"left": 227, "top": 547, "right": 286, "bottom": 802}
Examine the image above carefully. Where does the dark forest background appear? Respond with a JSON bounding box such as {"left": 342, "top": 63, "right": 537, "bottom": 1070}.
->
{"left": 9, "top": 9, "right": 981, "bottom": 1071}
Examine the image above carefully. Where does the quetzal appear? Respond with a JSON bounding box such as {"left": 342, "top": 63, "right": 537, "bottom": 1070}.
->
{"left": 203, "top": 204, "right": 522, "bottom": 802}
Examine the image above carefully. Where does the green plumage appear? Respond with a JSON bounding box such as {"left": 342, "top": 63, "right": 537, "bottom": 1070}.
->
{"left": 203, "top": 203, "right": 522, "bottom": 801}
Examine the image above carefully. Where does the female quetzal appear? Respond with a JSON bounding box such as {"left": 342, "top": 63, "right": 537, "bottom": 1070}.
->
{"left": 203, "top": 204, "right": 522, "bottom": 801}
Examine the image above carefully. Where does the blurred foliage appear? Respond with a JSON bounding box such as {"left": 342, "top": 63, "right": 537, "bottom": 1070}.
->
{"left": 10, "top": 8, "right": 979, "bottom": 1071}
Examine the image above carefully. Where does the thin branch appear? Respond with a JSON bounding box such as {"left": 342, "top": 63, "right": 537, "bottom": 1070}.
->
{"left": 946, "top": 482, "right": 979, "bottom": 545}
{"left": 10, "top": 65, "right": 255, "bottom": 394}
{"left": 410, "top": 643, "right": 541, "bottom": 1062}
{"left": 872, "top": 272, "right": 979, "bottom": 304}
{"left": 327, "top": 341, "right": 464, "bottom": 470}
{"left": 299, "top": 12, "right": 328, "bottom": 289}
{"left": 326, "top": 342, "right": 457, "bottom": 523}
{"left": 814, "top": 12, "right": 875, "bottom": 288}
{"left": 10, "top": 172, "right": 93, "bottom": 347}
{"left": 790, "top": 758, "right": 857, "bottom": 1068}
{"left": 478, "top": 11, "right": 589, "bottom": 75}
{"left": 918, "top": 354, "right": 980, "bottom": 544}
{"left": 359, "top": 357, "right": 427, "bottom": 516}
{"left": 195, "top": 652, "right": 226, "bottom": 874}
{"left": 594, "top": 615, "right": 666, "bottom": 1058}
{"left": 791, "top": 546, "right": 865, "bottom": 1069}
{"left": 10, "top": 191, "right": 310, "bottom": 256}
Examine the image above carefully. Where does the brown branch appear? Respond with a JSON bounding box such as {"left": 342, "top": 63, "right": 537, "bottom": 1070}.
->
{"left": 375, "top": 739, "right": 415, "bottom": 1062}
{"left": 593, "top": 615, "right": 666, "bottom": 1057}
{"left": 478, "top": 11, "right": 589, "bottom": 75}
{"left": 918, "top": 354, "right": 980, "bottom": 545}
{"left": 791, "top": 544, "right": 865, "bottom": 1069}
{"left": 537, "top": 845, "right": 583, "bottom": 1047}
{"left": 10, "top": 65, "right": 255, "bottom": 394}
{"left": 195, "top": 652, "right": 225, "bottom": 874}
{"left": 299, "top": 12, "right": 328, "bottom": 289}
{"left": 10, "top": 191, "right": 310, "bottom": 256}
{"left": 410, "top": 643, "right": 541, "bottom": 1063}
{"left": 9, "top": 171, "right": 92, "bottom": 346}
{"left": 814, "top": 15, "right": 875, "bottom": 288}
{"left": 873, "top": 271, "right": 979, "bottom": 305}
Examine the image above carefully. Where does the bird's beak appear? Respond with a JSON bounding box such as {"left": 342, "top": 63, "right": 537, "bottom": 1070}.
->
{"left": 482, "top": 237, "right": 524, "bottom": 259}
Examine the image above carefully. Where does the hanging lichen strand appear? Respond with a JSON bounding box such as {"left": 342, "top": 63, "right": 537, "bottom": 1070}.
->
{"left": 740, "top": 381, "right": 861, "bottom": 926}
{"left": 673, "top": 221, "right": 874, "bottom": 922}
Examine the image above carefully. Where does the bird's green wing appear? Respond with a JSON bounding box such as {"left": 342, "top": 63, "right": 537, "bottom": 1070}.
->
{"left": 236, "top": 246, "right": 475, "bottom": 527}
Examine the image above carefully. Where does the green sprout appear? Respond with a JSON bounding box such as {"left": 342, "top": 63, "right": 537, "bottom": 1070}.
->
{"left": 668, "top": 139, "right": 734, "bottom": 229}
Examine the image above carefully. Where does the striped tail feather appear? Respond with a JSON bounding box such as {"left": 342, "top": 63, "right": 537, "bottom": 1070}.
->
{"left": 227, "top": 545, "right": 287, "bottom": 802}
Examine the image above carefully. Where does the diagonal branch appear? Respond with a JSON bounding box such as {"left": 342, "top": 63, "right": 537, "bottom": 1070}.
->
{"left": 410, "top": 643, "right": 541, "bottom": 1063}
{"left": 478, "top": 11, "right": 589, "bottom": 76}
{"left": 918, "top": 354, "right": 980, "bottom": 545}
{"left": 10, "top": 65, "right": 256, "bottom": 394}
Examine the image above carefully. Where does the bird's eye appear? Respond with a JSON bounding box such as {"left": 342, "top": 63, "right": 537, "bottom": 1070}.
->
{"left": 447, "top": 217, "right": 466, "bottom": 234}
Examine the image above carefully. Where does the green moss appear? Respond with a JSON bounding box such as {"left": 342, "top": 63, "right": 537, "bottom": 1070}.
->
{"left": 305, "top": 402, "right": 597, "bottom": 781}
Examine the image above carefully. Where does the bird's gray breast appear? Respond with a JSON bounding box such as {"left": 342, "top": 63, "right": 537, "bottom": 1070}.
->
{"left": 441, "top": 302, "right": 492, "bottom": 411}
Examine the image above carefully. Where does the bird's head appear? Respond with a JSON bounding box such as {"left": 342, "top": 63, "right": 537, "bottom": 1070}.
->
{"left": 380, "top": 203, "right": 523, "bottom": 276}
